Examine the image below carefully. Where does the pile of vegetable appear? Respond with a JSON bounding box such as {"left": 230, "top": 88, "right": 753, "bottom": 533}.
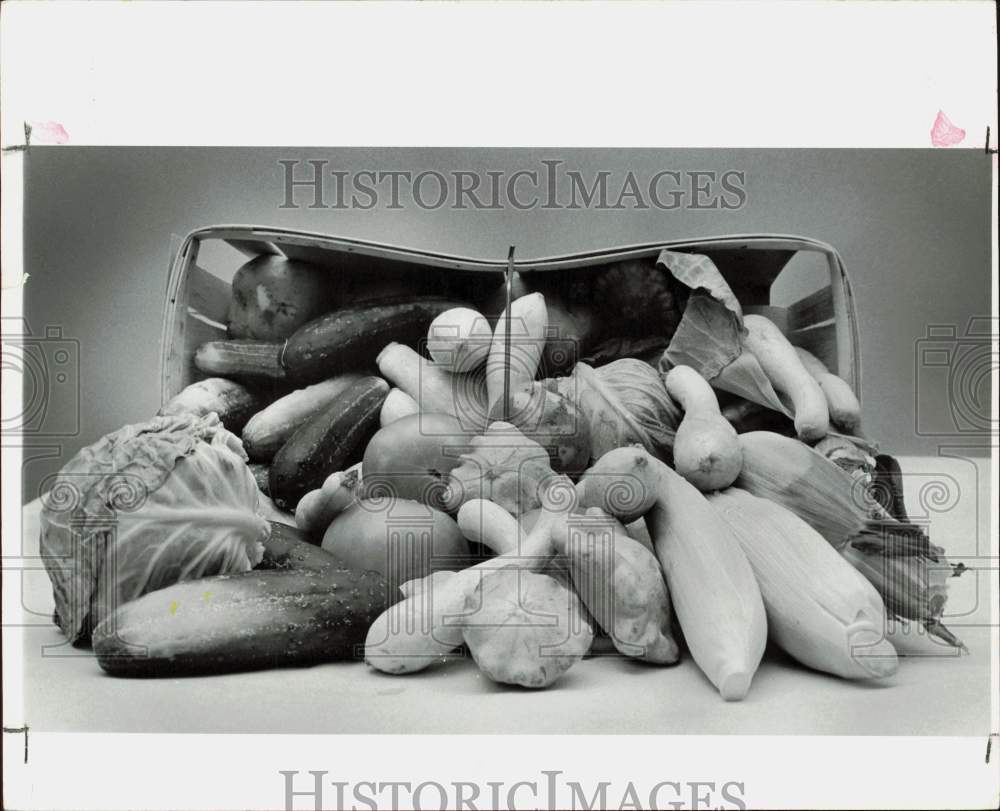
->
{"left": 42, "top": 248, "right": 967, "bottom": 697}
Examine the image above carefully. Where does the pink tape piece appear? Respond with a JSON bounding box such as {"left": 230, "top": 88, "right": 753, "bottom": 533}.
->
{"left": 930, "top": 110, "right": 966, "bottom": 147}
{"left": 27, "top": 121, "right": 70, "bottom": 145}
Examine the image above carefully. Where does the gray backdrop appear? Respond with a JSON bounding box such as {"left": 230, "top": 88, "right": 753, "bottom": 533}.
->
{"left": 20, "top": 148, "right": 992, "bottom": 501}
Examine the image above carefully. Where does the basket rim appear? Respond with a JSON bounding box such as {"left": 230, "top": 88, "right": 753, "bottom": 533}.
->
{"left": 173, "top": 223, "right": 844, "bottom": 270}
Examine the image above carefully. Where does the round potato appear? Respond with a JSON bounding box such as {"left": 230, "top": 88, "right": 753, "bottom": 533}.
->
{"left": 322, "top": 499, "right": 469, "bottom": 590}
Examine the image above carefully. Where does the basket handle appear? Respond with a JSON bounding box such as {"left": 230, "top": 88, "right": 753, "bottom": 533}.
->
{"left": 502, "top": 245, "right": 516, "bottom": 421}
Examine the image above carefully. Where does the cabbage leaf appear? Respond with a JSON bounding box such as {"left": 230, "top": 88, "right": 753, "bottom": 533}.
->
{"left": 40, "top": 412, "right": 267, "bottom": 643}
{"left": 658, "top": 250, "right": 798, "bottom": 416}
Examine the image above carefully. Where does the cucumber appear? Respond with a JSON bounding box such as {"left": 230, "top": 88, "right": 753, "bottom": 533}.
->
{"left": 91, "top": 568, "right": 389, "bottom": 677}
{"left": 158, "top": 377, "right": 264, "bottom": 433}
{"left": 283, "top": 297, "right": 467, "bottom": 383}
{"left": 259, "top": 521, "right": 340, "bottom": 568}
{"left": 194, "top": 340, "right": 287, "bottom": 382}
{"left": 242, "top": 374, "right": 363, "bottom": 461}
{"left": 269, "top": 376, "right": 388, "bottom": 509}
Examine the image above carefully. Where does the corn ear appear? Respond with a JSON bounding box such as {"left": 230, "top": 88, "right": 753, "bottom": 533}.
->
{"left": 707, "top": 488, "right": 898, "bottom": 679}
{"left": 647, "top": 460, "right": 767, "bottom": 700}
{"left": 841, "top": 532, "right": 967, "bottom": 652}
{"left": 736, "top": 431, "right": 868, "bottom": 547}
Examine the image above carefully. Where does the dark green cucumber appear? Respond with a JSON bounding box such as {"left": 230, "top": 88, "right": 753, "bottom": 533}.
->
{"left": 259, "top": 521, "right": 341, "bottom": 568}
{"left": 92, "top": 568, "right": 389, "bottom": 677}
{"left": 269, "top": 376, "right": 388, "bottom": 510}
{"left": 283, "top": 297, "right": 467, "bottom": 383}
{"left": 194, "top": 340, "right": 287, "bottom": 382}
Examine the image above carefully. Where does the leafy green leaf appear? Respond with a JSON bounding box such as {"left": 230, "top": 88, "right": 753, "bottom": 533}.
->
{"left": 661, "top": 293, "right": 744, "bottom": 380}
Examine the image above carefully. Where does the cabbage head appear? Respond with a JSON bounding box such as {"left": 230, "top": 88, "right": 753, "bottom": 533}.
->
{"left": 40, "top": 412, "right": 267, "bottom": 643}
{"left": 559, "top": 360, "right": 681, "bottom": 461}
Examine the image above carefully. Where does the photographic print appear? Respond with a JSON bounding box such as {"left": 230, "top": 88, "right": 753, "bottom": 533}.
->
{"left": 12, "top": 146, "right": 994, "bottom": 731}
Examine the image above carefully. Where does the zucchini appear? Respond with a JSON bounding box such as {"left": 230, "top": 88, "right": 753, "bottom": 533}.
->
{"left": 194, "top": 340, "right": 287, "bottom": 382}
{"left": 92, "top": 568, "right": 388, "bottom": 677}
{"left": 158, "top": 377, "right": 264, "bottom": 433}
{"left": 269, "top": 376, "right": 388, "bottom": 509}
{"left": 283, "top": 297, "right": 467, "bottom": 383}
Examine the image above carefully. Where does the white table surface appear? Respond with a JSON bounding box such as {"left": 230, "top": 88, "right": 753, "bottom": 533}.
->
{"left": 16, "top": 456, "right": 995, "bottom": 735}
